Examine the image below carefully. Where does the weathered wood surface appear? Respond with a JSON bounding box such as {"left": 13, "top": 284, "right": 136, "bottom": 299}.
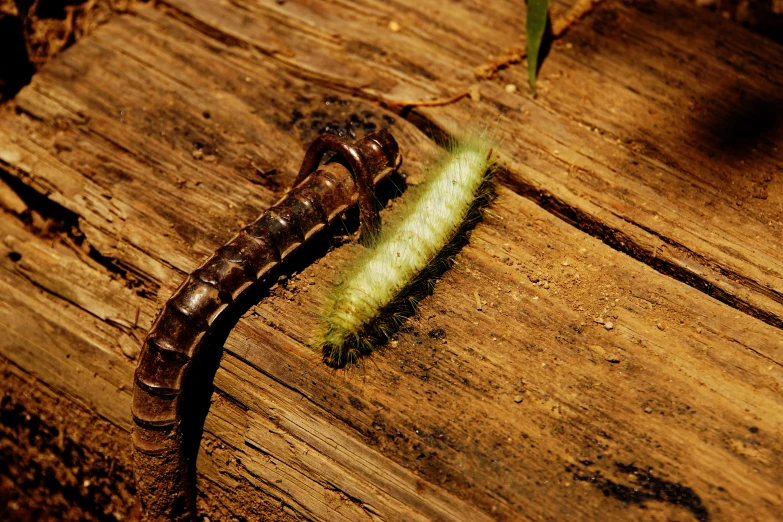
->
{"left": 0, "top": 0, "right": 782, "bottom": 520}
{"left": 160, "top": 0, "right": 783, "bottom": 327}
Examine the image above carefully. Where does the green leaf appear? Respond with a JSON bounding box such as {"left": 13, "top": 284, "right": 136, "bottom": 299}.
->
{"left": 526, "top": 0, "right": 549, "bottom": 96}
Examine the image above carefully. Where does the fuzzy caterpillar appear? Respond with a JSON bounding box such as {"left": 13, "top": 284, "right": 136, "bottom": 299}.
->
{"left": 318, "top": 139, "right": 496, "bottom": 366}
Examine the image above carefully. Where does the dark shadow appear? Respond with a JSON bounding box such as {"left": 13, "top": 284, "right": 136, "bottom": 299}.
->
{"left": 692, "top": 89, "right": 783, "bottom": 162}
{"left": 535, "top": 14, "right": 555, "bottom": 79}
{"left": 0, "top": 13, "right": 35, "bottom": 100}
{"left": 569, "top": 462, "right": 710, "bottom": 522}
{"left": 35, "top": 0, "right": 79, "bottom": 20}
{"left": 547, "top": 0, "right": 783, "bottom": 172}
{"left": 0, "top": 168, "right": 155, "bottom": 294}
{"left": 398, "top": 110, "right": 451, "bottom": 146}
{"left": 695, "top": 0, "right": 783, "bottom": 45}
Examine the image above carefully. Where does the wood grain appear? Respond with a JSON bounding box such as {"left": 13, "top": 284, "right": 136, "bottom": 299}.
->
{"left": 160, "top": 0, "right": 783, "bottom": 328}
{"left": 0, "top": 1, "right": 781, "bottom": 521}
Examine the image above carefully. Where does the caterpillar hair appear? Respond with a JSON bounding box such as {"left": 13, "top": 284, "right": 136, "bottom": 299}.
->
{"left": 316, "top": 137, "right": 497, "bottom": 367}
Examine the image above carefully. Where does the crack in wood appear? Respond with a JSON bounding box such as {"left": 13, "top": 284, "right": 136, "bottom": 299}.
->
{"left": 400, "top": 110, "right": 783, "bottom": 332}
{"left": 0, "top": 167, "right": 158, "bottom": 299}
{"left": 152, "top": 0, "right": 783, "bottom": 332}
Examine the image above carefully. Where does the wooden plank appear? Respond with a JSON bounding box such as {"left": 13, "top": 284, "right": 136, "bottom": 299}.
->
{"left": 0, "top": 2, "right": 781, "bottom": 521}
{"left": 228, "top": 186, "right": 783, "bottom": 521}
{"left": 158, "top": 0, "right": 783, "bottom": 329}
{"left": 0, "top": 187, "right": 135, "bottom": 428}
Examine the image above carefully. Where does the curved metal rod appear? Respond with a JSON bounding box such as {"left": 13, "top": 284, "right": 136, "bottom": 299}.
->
{"left": 295, "top": 134, "right": 380, "bottom": 244}
{"left": 131, "top": 130, "right": 401, "bottom": 521}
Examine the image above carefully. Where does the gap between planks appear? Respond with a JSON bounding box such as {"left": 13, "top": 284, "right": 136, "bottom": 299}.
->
{"left": 150, "top": 0, "right": 783, "bottom": 333}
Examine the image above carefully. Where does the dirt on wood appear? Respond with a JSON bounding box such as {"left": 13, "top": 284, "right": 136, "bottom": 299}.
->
{"left": 0, "top": 363, "right": 136, "bottom": 521}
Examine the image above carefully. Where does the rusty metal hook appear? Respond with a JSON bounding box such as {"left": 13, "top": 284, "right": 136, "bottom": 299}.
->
{"left": 294, "top": 130, "right": 399, "bottom": 244}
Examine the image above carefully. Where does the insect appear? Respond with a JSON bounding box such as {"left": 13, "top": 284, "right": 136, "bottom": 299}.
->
{"left": 131, "top": 129, "right": 402, "bottom": 521}
{"left": 317, "top": 138, "right": 495, "bottom": 367}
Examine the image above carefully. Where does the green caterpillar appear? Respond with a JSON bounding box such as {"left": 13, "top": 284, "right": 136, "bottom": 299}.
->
{"left": 317, "top": 138, "right": 496, "bottom": 367}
